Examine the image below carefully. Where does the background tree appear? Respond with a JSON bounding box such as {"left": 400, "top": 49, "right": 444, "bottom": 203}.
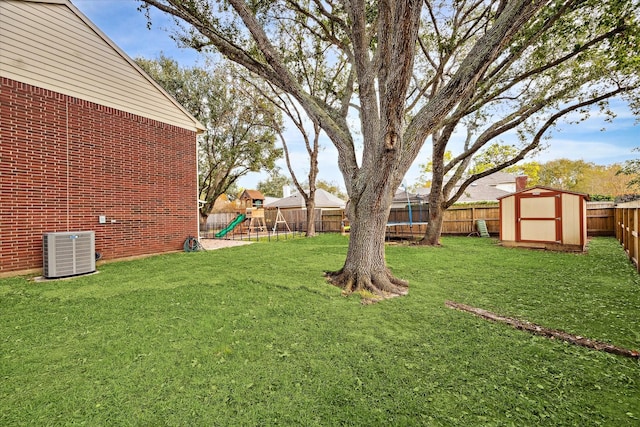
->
{"left": 239, "top": 27, "right": 348, "bottom": 237}
{"left": 579, "top": 163, "right": 630, "bottom": 197}
{"left": 259, "top": 89, "right": 325, "bottom": 236}
{"left": 257, "top": 169, "right": 291, "bottom": 198}
{"left": 316, "top": 180, "right": 348, "bottom": 201}
{"left": 410, "top": 151, "right": 454, "bottom": 191}
{"left": 617, "top": 148, "right": 640, "bottom": 190}
{"left": 142, "top": 0, "right": 639, "bottom": 300}
{"left": 468, "top": 144, "right": 520, "bottom": 175}
{"left": 507, "top": 162, "right": 541, "bottom": 187}
{"left": 535, "top": 159, "right": 630, "bottom": 197}
{"left": 137, "top": 56, "right": 283, "bottom": 224}
{"left": 411, "top": 145, "right": 526, "bottom": 191}
{"left": 413, "top": 0, "right": 640, "bottom": 245}
{"left": 536, "top": 159, "right": 592, "bottom": 191}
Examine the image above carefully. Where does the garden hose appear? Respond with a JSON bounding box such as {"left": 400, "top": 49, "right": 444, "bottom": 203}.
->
{"left": 183, "top": 236, "right": 201, "bottom": 252}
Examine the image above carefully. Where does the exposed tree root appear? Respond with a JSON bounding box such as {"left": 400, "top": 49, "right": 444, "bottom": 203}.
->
{"left": 325, "top": 268, "right": 409, "bottom": 303}
{"left": 446, "top": 301, "right": 640, "bottom": 359}
{"left": 415, "top": 236, "right": 441, "bottom": 247}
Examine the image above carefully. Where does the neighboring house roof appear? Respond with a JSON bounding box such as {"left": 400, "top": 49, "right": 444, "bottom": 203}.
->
{"left": 0, "top": 0, "right": 204, "bottom": 132}
{"left": 264, "top": 196, "right": 279, "bottom": 206}
{"left": 470, "top": 171, "right": 517, "bottom": 188}
{"left": 266, "top": 189, "right": 346, "bottom": 209}
{"left": 392, "top": 189, "right": 426, "bottom": 206}
{"left": 453, "top": 172, "right": 518, "bottom": 202}
{"left": 395, "top": 172, "right": 523, "bottom": 205}
{"left": 455, "top": 184, "right": 511, "bottom": 203}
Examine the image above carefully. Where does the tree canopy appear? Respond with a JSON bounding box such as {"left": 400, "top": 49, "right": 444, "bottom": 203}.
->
{"left": 257, "top": 169, "right": 291, "bottom": 198}
{"left": 137, "top": 56, "right": 283, "bottom": 221}
{"left": 413, "top": 0, "right": 640, "bottom": 244}
{"left": 617, "top": 148, "right": 640, "bottom": 190}
{"left": 141, "top": 0, "right": 640, "bottom": 300}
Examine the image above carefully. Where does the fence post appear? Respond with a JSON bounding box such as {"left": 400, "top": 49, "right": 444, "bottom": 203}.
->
{"left": 631, "top": 208, "right": 640, "bottom": 272}
{"left": 614, "top": 203, "right": 640, "bottom": 274}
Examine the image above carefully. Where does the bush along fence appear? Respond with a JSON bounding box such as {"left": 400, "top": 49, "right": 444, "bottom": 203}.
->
{"left": 202, "top": 202, "right": 616, "bottom": 241}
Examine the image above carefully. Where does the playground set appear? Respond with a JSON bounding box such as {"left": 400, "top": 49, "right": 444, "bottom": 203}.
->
{"left": 211, "top": 187, "right": 497, "bottom": 240}
{"left": 214, "top": 190, "right": 291, "bottom": 239}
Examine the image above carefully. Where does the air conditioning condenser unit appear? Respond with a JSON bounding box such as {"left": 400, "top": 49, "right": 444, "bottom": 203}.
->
{"left": 43, "top": 231, "right": 96, "bottom": 279}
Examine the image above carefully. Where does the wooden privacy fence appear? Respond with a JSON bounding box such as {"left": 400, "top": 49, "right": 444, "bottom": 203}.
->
{"left": 615, "top": 202, "right": 640, "bottom": 272}
{"left": 588, "top": 202, "right": 616, "bottom": 236}
{"left": 388, "top": 204, "right": 499, "bottom": 236}
{"left": 203, "top": 208, "right": 344, "bottom": 236}
{"left": 387, "top": 201, "right": 614, "bottom": 238}
{"left": 204, "top": 202, "right": 615, "bottom": 238}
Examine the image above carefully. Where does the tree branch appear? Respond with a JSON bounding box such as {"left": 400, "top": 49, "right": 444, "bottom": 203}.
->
{"left": 445, "top": 85, "right": 634, "bottom": 207}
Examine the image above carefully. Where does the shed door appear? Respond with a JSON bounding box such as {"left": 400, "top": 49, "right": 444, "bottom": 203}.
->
{"left": 516, "top": 192, "right": 562, "bottom": 243}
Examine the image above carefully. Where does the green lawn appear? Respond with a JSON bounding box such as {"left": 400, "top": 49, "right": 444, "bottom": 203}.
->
{"left": 1, "top": 236, "right": 639, "bottom": 426}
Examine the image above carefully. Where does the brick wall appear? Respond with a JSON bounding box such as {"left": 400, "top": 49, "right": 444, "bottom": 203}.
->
{"left": 1, "top": 77, "right": 198, "bottom": 275}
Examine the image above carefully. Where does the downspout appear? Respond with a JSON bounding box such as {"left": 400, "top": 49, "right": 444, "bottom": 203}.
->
{"left": 66, "top": 98, "right": 70, "bottom": 231}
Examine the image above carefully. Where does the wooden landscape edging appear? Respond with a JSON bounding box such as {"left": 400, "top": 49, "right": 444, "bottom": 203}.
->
{"left": 445, "top": 301, "right": 639, "bottom": 359}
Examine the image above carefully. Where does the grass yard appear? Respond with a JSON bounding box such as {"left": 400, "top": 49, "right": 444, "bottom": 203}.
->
{"left": 1, "top": 236, "right": 639, "bottom": 426}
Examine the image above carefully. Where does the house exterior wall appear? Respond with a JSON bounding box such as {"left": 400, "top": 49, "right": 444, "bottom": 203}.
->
{"left": 0, "top": 0, "right": 201, "bottom": 132}
{"left": 495, "top": 182, "right": 516, "bottom": 193}
{"left": 0, "top": 78, "right": 198, "bottom": 275}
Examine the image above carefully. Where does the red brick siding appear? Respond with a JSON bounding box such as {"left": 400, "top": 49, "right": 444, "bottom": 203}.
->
{"left": 1, "top": 77, "right": 198, "bottom": 275}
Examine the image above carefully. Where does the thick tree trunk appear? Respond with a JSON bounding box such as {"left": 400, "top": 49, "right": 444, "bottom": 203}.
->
{"left": 326, "top": 190, "right": 408, "bottom": 302}
{"left": 305, "top": 198, "right": 316, "bottom": 237}
{"left": 199, "top": 210, "right": 209, "bottom": 232}
{"left": 422, "top": 196, "right": 444, "bottom": 246}
{"left": 421, "top": 137, "right": 448, "bottom": 246}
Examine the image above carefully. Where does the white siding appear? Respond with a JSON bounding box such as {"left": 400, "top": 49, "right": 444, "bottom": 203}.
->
{"left": 0, "top": 0, "right": 203, "bottom": 132}
{"left": 562, "top": 194, "right": 581, "bottom": 245}
{"left": 500, "top": 196, "right": 516, "bottom": 241}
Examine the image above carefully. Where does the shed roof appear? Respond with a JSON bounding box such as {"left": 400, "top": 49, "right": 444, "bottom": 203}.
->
{"left": 266, "top": 189, "right": 346, "bottom": 209}
{"left": 497, "top": 185, "right": 590, "bottom": 200}
{"left": 0, "top": 0, "right": 204, "bottom": 132}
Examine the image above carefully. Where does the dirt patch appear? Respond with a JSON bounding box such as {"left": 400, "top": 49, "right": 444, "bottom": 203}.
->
{"left": 199, "top": 238, "right": 254, "bottom": 251}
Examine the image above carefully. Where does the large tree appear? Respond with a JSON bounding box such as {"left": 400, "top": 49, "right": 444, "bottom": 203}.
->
{"left": 137, "top": 56, "right": 283, "bottom": 224}
{"left": 414, "top": 0, "right": 640, "bottom": 245}
{"left": 239, "top": 30, "right": 347, "bottom": 237}
{"left": 256, "top": 88, "right": 325, "bottom": 236}
{"left": 141, "top": 0, "right": 638, "bottom": 300}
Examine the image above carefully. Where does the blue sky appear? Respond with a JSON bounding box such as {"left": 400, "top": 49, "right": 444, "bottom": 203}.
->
{"left": 73, "top": 0, "right": 639, "bottom": 191}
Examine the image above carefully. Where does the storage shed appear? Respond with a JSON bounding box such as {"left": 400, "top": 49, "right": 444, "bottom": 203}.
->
{"left": 498, "top": 186, "right": 589, "bottom": 251}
